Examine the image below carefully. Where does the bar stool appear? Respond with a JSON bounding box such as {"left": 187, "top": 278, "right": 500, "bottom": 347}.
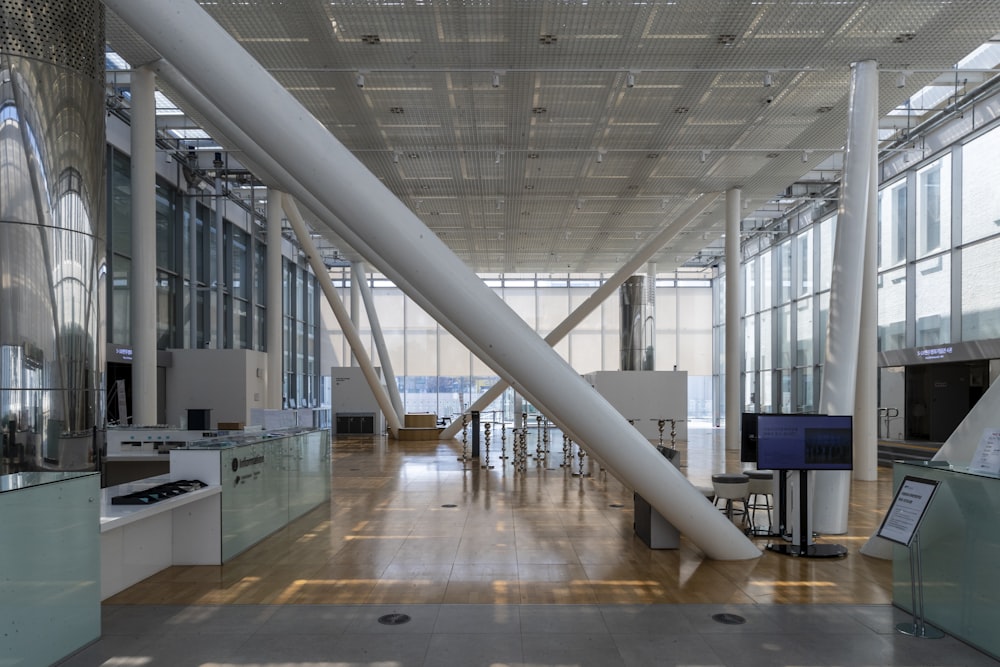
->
{"left": 745, "top": 469, "right": 774, "bottom": 536}
{"left": 711, "top": 473, "right": 749, "bottom": 524}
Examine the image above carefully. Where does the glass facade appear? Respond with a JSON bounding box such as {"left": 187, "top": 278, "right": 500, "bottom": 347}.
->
{"left": 731, "top": 111, "right": 1000, "bottom": 420}
{"left": 106, "top": 149, "right": 321, "bottom": 409}
{"left": 323, "top": 273, "right": 715, "bottom": 422}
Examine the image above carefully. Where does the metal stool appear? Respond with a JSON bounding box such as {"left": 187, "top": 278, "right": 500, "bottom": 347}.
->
{"left": 711, "top": 473, "right": 749, "bottom": 524}
{"left": 745, "top": 469, "right": 774, "bottom": 536}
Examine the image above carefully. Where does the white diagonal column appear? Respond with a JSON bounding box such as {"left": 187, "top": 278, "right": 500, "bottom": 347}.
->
{"left": 283, "top": 196, "right": 402, "bottom": 437}
{"left": 112, "top": 0, "right": 757, "bottom": 559}
{"left": 129, "top": 66, "right": 157, "bottom": 426}
{"left": 353, "top": 262, "right": 404, "bottom": 421}
{"left": 814, "top": 60, "right": 879, "bottom": 534}
{"left": 440, "top": 193, "right": 719, "bottom": 440}
{"left": 725, "top": 188, "right": 742, "bottom": 451}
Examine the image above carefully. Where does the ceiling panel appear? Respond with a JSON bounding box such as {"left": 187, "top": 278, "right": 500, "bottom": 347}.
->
{"left": 106, "top": 1, "right": 1000, "bottom": 274}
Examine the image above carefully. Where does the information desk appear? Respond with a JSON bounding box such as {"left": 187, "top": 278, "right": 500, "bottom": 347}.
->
{"left": 99, "top": 428, "right": 330, "bottom": 599}
{"left": 171, "top": 427, "right": 331, "bottom": 562}
{"left": 892, "top": 461, "right": 1000, "bottom": 659}
{"left": 1, "top": 471, "right": 100, "bottom": 666}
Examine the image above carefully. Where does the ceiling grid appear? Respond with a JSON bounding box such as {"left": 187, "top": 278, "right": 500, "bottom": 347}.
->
{"left": 105, "top": 0, "right": 1000, "bottom": 273}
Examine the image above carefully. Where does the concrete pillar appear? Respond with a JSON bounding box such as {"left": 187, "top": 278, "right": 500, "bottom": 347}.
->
{"left": 814, "top": 60, "right": 879, "bottom": 533}
{"left": 129, "top": 66, "right": 158, "bottom": 426}
{"left": 725, "top": 188, "right": 743, "bottom": 451}
{"left": 266, "top": 189, "right": 284, "bottom": 408}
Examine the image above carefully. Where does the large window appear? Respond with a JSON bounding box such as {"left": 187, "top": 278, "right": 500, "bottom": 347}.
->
{"left": 916, "top": 156, "right": 951, "bottom": 258}
{"left": 878, "top": 179, "right": 907, "bottom": 269}
{"left": 962, "top": 126, "right": 1000, "bottom": 244}
{"left": 962, "top": 239, "right": 1000, "bottom": 341}
{"left": 914, "top": 254, "right": 950, "bottom": 347}
{"left": 878, "top": 268, "right": 906, "bottom": 351}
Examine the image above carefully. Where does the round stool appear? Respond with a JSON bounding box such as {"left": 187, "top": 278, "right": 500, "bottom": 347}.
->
{"left": 745, "top": 470, "right": 774, "bottom": 536}
{"left": 711, "top": 473, "right": 749, "bottom": 524}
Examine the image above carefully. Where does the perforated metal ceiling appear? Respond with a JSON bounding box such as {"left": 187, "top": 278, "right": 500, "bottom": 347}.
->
{"left": 105, "top": 1, "right": 1000, "bottom": 274}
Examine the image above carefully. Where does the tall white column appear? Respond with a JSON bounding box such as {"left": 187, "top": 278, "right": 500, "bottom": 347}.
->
{"left": 115, "top": 0, "right": 758, "bottom": 559}
{"left": 215, "top": 176, "right": 225, "bottom": 348}
{"left": 814, "top": 60, "right": 879, "bottom": 533}
{"left": 283, "top": 196, "right": 401, "bottom": 437}
{"left": 725, "top": 188, "right": 742, "bottom": 451}
{"left": 440, "top": 194, "right": 719, "bottom": 440}
{"left": 129, "top": 66, "right": 157, "bottom": 426}
{"left": 266, "top": 189, "right": 284, "bottom": 408}
{"left": 350, "top": 263, "right": 361, "bottom": 366}
{"left": 353, "top": 262, "right": 405, "bottom": 421}
{"left": 854, "top": 129, "right": 879, "bottom": 481}
{"left": 188, "top": 186, "right": 199, "bottom": 349}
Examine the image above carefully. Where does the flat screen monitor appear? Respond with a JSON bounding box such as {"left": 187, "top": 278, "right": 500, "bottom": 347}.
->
{"left": 755, "top": 414, "right": 853, "bottom": 470}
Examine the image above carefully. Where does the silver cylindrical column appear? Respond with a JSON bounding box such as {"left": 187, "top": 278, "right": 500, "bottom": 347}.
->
{"left": 0, "top": 0, "right": 106, "bottom": 473}
{"left": 619, "top": 276, "right": 647, "bottom": 370}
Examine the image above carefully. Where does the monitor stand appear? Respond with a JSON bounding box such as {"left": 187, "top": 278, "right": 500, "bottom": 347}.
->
{"left": 766, "top": 469, "right": 847, "bottom": 558}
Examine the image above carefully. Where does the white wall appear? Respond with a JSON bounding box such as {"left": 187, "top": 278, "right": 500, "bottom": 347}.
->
{"left": 584, "top": 370, "right": 688, "bottom": 441}
{"left": 165, "top": 349, "right": 268, "bottom": 427}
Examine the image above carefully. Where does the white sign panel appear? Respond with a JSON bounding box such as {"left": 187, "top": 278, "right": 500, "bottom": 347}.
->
{"left": 877, "top": 476, "right": 940, "bottom": 547}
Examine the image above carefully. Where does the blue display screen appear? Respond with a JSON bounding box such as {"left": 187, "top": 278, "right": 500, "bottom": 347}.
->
{"left": 755, "top": 414, "right": 853, "bottom": 470}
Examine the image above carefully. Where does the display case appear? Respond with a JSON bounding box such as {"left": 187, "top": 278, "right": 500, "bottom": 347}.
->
{"left": 892, "top": 461, "right": 1000, "bottom": 659}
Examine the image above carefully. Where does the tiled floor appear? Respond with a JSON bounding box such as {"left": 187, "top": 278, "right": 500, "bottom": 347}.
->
{"left": 61, "top": 424, "right": 999, "bottom": 666}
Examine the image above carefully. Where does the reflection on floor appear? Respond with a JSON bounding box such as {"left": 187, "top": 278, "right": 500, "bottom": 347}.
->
{"left": 66, "top": 424, "right": 998, "bottom": 666}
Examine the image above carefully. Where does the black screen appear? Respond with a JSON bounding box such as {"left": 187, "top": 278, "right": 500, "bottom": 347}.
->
{"left": 756, "top": 414, "right": 853, "bottom": 470}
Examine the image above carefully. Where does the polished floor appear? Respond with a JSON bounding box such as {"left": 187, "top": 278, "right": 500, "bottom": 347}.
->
{"left": 63, "top": 424, "right": 998, "bottom": 666}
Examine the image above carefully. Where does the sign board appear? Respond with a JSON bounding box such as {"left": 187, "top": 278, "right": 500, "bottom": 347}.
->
{"left": 877, "top": 476, "right": 940, "bottom": 547}
{"left": 969, "top": 429, "right": 1000, "bottom": 476}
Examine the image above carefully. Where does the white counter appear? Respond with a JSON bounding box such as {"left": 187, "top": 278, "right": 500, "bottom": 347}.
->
{"left": 100, "top": 475, "right": 222, "bottom": 600}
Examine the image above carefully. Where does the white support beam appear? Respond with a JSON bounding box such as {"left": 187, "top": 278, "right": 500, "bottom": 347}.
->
{"left": 282, "top": 196, "right": 402, "bottom": 437}
{"left": 440, "top": 193, "right": 720, "bottom": 440}
{"left": 815, "top": 60, "right": 879, "bottom": 534}
{"left": 115, "top": 1, "right": 758, "bottom": 559}
{"left": 353, "top": 262, "right": 405, "bottom": 421}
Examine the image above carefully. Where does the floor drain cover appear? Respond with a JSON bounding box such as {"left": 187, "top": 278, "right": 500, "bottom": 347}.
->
{"left": 441, "top": 504, "right": 457, "bottom": 508}
{"left": 711, "top": 613, "right": 747, "bottom": 625}
{"left": 378, "top": 613, "right": 412, "bottom": 626}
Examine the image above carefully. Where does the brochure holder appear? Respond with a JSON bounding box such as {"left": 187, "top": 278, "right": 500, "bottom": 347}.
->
{"left": 877, "top": 475, "right": 943, "bottom": 639}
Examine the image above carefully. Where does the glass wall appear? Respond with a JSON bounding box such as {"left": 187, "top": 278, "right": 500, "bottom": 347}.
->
{"left": 731, "top": 110, "right": 1000, "bottom": 422}
{"left": 323, "top": 272, "right": 715, "bottom": 421}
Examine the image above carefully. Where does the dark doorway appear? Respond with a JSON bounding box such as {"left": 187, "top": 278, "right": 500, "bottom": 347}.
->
{"left": 905, "top": 361, "right": 989, "bottom": 442}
